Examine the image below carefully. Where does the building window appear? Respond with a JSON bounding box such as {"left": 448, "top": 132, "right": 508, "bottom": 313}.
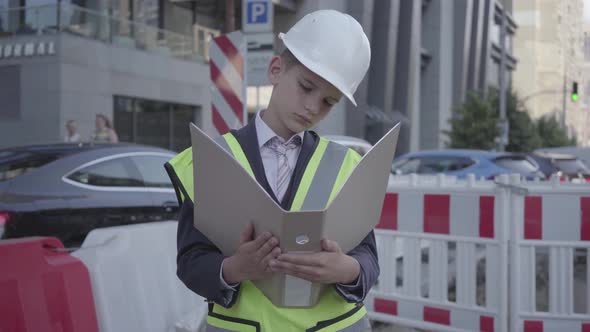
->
{"left": 0, "top": 65, "right": 20, "bottom": 120}
{"left": 113, "top": 96, "right": 201, "bottom": 152}
{"left": 488, "top": 59, "right": 500, "bottom": 88}
{"left": 491, "top": 21, "right": 500, "bottom": 45}
{"left": 133, "top": 0, "right": 159, "bottom": 27}
{"left": 505, "top": 33, "right": 512, "bottom": 53}
{"left": 163, "top": 0, "right": 194, "bottom": 36}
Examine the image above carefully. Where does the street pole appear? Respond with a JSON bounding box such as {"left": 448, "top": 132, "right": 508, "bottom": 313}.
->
{"left": 498, "top": 10, "right": 508, "bottom": 151}
{"left": 225, "top": 0, "right": 235, "bottom": 32}
{"left": 561, "top": 62, "right": 567, "bottom": 129}
{"left": 57, "top": 0, "right": 62, "bottom": 31}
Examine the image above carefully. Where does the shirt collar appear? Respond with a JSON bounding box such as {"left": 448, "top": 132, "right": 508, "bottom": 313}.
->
{"left": 255, "top": 110, "right": 304, "bottom": 148}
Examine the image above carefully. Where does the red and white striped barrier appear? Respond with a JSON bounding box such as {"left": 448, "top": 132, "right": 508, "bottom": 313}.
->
{"left": 510, "top": 176, "right": 590, "bottom": 332}
{"left": 0, "top": 224, "right": 205, "bottom": 332}
{"left": 0, "top": 237, "right": 99, "bottom": 332}
{"left": 368, "top": 175, "right": 510, "bottom": 332}
{"left": 209, "top": 31, "right": 246, "bottom": 135}
{"left": 4, "top": 175, "right": 590, "bottom": 331}
{"left": 521, "top": 320, "right": 590, "bottom": 332}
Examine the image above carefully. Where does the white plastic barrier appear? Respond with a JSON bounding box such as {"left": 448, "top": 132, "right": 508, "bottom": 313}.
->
{"left": 368, "top": 174, "right": 510, "bottom": 332}
{"left": 72, "top": 221, "right": 207, "bottom": 332}
{"left": 509, "top": 176, "right": 590, "bottom": 332}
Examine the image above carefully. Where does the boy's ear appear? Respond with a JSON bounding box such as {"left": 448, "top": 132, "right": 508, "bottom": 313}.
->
{"left": 267, "top": 56, "right": 282, "bottom": 85}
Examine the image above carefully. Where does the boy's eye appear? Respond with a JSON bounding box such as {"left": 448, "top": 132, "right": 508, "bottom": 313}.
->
{"left": 299, "top": 83, "right": 312, "bottom": 92}
{"left": 324, "top": 100, "right": 335, "bottom": 107}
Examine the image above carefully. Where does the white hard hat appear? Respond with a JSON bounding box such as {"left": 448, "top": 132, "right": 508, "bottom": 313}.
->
{"left": 278, "top": 10, "right": 371, "bottom": 106}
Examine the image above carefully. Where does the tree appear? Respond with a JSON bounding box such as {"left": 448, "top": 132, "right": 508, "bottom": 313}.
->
{"left": 444, "top": 92, "right": 499, "bottom": 150}
{"left": 445, "top": 89, "right": 575, "bottom": 152}
{"left": 536, "top": 116, "right": 577, "bottom": 147}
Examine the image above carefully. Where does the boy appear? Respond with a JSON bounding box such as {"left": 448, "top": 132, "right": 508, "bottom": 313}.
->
{"left": 165, "top": 9, "right": 378, "bottom": 331}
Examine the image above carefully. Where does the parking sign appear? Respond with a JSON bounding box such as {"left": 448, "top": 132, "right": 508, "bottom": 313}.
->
{"left": 242, "top": 0, "right": 273, "bottom": 33}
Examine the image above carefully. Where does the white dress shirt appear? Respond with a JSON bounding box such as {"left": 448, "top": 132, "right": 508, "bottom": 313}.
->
{"left": 255, "top": 110, "right": 304, "bottom": 202}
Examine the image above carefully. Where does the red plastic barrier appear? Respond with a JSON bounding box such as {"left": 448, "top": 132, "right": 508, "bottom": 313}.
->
{"left": 0, "top": 237, "right": 98, "bottom": 332}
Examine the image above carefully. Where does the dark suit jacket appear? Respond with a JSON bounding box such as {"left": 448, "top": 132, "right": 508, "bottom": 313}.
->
{"left": 175, "top": 120, "right": 380, "bottom": 307}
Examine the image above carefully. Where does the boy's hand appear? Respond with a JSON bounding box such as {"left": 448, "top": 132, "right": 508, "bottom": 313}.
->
{"left": 269, "top": 239, "right": 360, "bottom": 284}
{"left": 222, "top": 223, "right": 281, "bottom": 284}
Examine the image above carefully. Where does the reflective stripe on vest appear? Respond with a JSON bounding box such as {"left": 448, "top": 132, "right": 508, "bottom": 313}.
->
{"left": 206, "top": 305, "right": 369, "bottom": 332}
{"left": 167, "top": 132, "right": 365, "bottom": 331}
{"left": 215, "top": 135, "right": 255, "bottom": 178}
{"left": 166, "top": 146, "right": 193, "bottom": 204}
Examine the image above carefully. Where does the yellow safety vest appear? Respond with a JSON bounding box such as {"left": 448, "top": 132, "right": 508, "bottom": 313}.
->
{"left": 167, "top": 132, "right": 367, "bottom": 332}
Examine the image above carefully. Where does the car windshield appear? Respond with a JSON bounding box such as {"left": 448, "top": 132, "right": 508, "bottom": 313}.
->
{"left": 392, "top": 158, "right": 421, "bottom": 174}
{"left": 554, "top": 158, "right": 590, "bottom": 174}
{"left": 0, "top": 151, "right": 64, "bottom": 181}
{"left": 494, "top": 156, "right": 538, "bottom": 173}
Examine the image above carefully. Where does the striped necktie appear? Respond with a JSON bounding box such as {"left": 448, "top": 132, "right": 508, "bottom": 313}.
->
{"left": 265, "top": 135, "right": 302, "bottom": 200}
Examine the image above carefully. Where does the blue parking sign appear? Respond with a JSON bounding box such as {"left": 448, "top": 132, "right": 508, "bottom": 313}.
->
{"left": 242, "top": 0, "right": 273, "bottom": 33}
{"left": 247, "top": 1, "right": 268, "bottom": 24}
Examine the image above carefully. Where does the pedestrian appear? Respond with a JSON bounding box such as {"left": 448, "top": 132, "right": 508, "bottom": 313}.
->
{"left": 64, "top": 120, "right": 81, "bottom": 143}
{"left": 91, "top": 114, "right": 119, "bottom": 143}
{"left": 165, "top": 10, "right": 376, "bottom": 331}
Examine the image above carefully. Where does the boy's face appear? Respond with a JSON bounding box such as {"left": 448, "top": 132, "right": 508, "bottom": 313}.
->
{"left": 267, "top": 55, "right": 342, "bottom": 136}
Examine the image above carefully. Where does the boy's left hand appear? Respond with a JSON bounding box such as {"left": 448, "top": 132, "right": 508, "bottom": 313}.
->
{"left": 269, "top": 239, "right": 360, "bottom": 284}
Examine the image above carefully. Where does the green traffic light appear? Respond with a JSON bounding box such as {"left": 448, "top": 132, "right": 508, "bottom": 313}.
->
{"left": 571, "top": 93, "right": 579, "bottom": 102}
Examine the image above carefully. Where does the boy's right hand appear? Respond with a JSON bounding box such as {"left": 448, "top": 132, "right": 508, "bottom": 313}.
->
{"left": 222, "top": 223, "right": 281, "bottom": 284}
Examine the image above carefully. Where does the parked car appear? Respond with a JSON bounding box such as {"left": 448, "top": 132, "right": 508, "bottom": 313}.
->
{"left": 528, "top": 152, "right": 590, "bottom": 182}
{"left": 0, "top": 143, "right": 178, "bottom": 245}
{"left": 534, "top": 146, "right": 590, "bottom": 167}
{"left": 391, "top": 149, "right": 546, "bottom": 180}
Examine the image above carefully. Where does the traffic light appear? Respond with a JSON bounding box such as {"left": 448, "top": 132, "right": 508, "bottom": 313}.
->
{"left": 571, "top": 81, "right": 579, "bottom": 102}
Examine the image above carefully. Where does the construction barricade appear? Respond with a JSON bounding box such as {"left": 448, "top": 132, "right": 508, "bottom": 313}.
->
{"left": 0, "top": 237, "right": 99, "bottom": 332}
{"left": 71, "top": 221, "right": 207, "bottom": 332}
{"left": 368, "top": 174, "right": 510, "bottom": 331}
{"left": 509, "top": 176, "right": 590, "bottom": 331}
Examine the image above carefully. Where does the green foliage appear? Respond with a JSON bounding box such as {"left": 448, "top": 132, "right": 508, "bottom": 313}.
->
{"left": 444, "top": 92, "right": 499, "bottom": 150}
{"left": 536, "top": 116, "right": 577, "bottom": 147}
{"left": 445, "top": 89, "right": 576, "bottom": 152}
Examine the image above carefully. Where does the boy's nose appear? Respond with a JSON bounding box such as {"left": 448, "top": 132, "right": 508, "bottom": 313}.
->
{"left": 304, "top": 101, "right": 319, "bottom": 115}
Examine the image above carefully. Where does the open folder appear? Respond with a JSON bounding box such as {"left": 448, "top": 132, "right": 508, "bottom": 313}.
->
{"left": 190, "top": 123, "right": 400, "bottom": 307}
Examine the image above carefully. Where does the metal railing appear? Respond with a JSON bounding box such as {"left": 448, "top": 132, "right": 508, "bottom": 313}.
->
{"left": 0, "top": 3, "right": 205, "bottom": 62}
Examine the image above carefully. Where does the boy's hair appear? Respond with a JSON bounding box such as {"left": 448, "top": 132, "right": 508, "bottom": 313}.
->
{"left": 280, "top": 49, "right": 302, "bottom": 70}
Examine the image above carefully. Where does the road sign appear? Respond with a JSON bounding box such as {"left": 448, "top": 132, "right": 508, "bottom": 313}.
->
{"left": 209, "top": 31, "right": 247, "bottom": 134}
{"left": 242, "top": 0, "right": 273, "bottom": 33}
{"left": 246, "top": 33, "right": 273, "bottom": 86}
